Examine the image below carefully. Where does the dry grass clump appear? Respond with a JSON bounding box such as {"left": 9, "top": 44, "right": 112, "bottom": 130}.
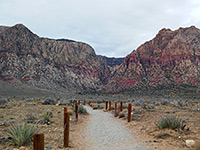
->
{"left": 156, "top": 115, "right": 184, "bottom": 130}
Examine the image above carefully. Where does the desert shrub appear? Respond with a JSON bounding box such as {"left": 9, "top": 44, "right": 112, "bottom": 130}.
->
{"left": 43, "top": 111, "right": 52, "bottom": 121}
{"left": 156, "top": 115, "right": 184, "bottom": 130}
{"left": 74, "top": 105, "right": 87, "bottom": 114}
{"left": 119, "top": 112, "right": 125, "bottom": 118}
{"left": 0, "top": 104, "right": 6, "bottom": 109}
{"left": 7, "top": 122, "right": 39, "bottom": 146}
{"left": 26, "top": 113, "right": 37, "bottom": 123}
{"left": 26, "top": 113, "right": 36, "bottom": 121}
{"left": 122, "top": 105, "right": 128, "bottom": 109}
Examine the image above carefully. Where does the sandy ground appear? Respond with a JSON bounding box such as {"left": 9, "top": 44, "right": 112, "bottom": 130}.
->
{"left": 0, "top": 99, "right": 199, "bottom": 150}
{"left": 111, "top": 104, "right": 200, "bottom": 150}
{"left": 0, "top": 99, "right": 88, "bottom": 150}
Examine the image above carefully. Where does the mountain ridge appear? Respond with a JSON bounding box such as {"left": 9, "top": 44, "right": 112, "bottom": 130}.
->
{"left": 0, "top": 24, "right": 111, "bottom": 93}
{"left": 103, "top": 25, "right": 200, "bottom": 93}
{"left": 0, "top": 24, "right": 200, "bottom": 94}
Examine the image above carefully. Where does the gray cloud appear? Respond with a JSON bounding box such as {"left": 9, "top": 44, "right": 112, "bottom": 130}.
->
{"left": 0, "top": 0, "right": 200, "bottom": 57}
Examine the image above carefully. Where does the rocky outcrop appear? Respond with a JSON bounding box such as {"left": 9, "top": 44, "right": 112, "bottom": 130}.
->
{"left": 98, "top": 55, "right": 124, "bottom": 67}
{"left": 0, "top": 24, "right": 110, "bottom": 93}
{"left": 104, "top": 26, "right": 200, "bottom": 92}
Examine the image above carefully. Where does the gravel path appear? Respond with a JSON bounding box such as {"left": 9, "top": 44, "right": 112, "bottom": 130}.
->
{"left": 81, "top": 106, "right": 149, "bottom": 150}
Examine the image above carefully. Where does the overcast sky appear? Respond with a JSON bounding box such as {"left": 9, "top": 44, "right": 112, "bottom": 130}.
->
{"left": 1, "top": 0, "right": 200, "bottom": 57}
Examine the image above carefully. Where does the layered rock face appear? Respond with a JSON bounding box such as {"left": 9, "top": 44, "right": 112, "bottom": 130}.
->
{"left": 98, "top": 55, "right": 124, "bottom": 67}
{"left": 0, "top": 24, "right": 110, "bottom": 93}
{"left": 104, "top": 26, "right": 200, "bottom": 92}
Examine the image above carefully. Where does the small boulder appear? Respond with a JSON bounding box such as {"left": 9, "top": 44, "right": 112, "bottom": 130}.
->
{"left": 186, "top": 140, "right": 195, "bottom": 148}
{"left": 42, "top": 99, "right": 56, "bottom": 105}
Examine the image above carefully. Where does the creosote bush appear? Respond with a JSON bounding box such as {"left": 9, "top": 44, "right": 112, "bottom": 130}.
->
{"left": 7, "top": 122, "right": 39, "bottom": 146}
{"left": 156, "top": 115, "right": 184, "bottom": 130}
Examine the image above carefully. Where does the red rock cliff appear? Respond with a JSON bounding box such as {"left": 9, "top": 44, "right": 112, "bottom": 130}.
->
{"left": 104, "top": 26, "right": 200, "bottom": 92}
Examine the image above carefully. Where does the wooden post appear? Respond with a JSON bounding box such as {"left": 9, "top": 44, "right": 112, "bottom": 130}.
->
{"left": 64, "top": 107, "right": 67, "bottom": 113}
{"left": 105, "top": 101, "right": 108, "bottom": 110}
{"left": 83, "top": 100, "right": 86, "bottom": 105}
{"left": 64, "top": 111, "right": 70, "bottom": 148}
{"left": 109, "top": 101, "right": 111, "bottom": 111}
{"left": 75, "top": 103, "right": 78, "bottom": 121}
{"left": 73, "top": 100, "right": 77, "bottom": 105}
{"left": 89, "top": 100, "right": 91, "bottom": 106}
{"left": 114, "top": 102, "right": 117, "bottom": 117}
{"left": 128, "top": 103, "right": 132, "bottom": 122}
{"left": 120, "top": 101, "right": 123, "bottom": 111}
{"left": 33, "top": 134, "right": 44, "bottom": 150}
{"left": 78, "top": 100, "right": 80, "bottom": 105}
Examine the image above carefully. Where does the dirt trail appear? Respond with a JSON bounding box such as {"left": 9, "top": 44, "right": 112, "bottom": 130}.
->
{"left": 78, "top": 106, "right": 149, "bottom": 150}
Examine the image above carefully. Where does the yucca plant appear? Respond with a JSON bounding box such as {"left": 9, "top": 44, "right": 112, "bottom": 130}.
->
{"left": 7, "top": 122, "right": 39, "bottom": 146}
{"left": 156, "top": 115, "right": 184, "bottom": 130}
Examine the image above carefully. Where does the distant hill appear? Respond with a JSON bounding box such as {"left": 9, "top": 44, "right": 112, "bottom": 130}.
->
{"left": 98, "top": 55, "right": 124, "bottom": 67}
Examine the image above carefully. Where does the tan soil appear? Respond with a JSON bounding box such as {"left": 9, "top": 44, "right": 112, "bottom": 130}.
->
{"left": 0, "top": 99, "right": 199, "bottom": 150}
{"left": 0, "top": 99, "right": 89, "bottom": 150}
{"left": 116, "top": 103, "right": 200, "bottom": 150}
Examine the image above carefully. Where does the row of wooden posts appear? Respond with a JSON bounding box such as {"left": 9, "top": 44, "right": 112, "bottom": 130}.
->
{"left": 33, "top": 100, "right": 132, "bottom": 150}
{"left": 105, "top": 101, "right": 132, "bottom": 122}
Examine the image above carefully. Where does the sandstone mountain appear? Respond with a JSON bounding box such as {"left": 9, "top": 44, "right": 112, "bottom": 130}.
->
{"left": 0, "top": 24, "right": 110, "bottom": 93}
{"left": 104, "top": 26, "right": 200, "bottom": 93}
{"left": 98, "top": 55, "right": 124, "bottom": 67}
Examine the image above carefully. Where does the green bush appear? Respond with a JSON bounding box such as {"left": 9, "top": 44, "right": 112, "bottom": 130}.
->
{"left": 74, "top": 105, "right": 87, "bottom": 114}
{"left": 7, "top": 122, "right": 39, "bottom": 146}
{"left": 43, "top": 111, "right": 52, "bottom": 121}
{"left": 156, "top": 115, "right": 184, "bottom": 130}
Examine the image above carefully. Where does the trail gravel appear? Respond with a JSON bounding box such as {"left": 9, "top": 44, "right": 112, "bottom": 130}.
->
{"left": 80, "top": 106, "right": 149, "bottom": 150}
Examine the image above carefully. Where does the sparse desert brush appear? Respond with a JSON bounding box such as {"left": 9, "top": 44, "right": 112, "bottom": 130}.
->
{"left": 26, "top": 113, "right": 37, "bottom": 121}
{"left": 122, "top": 105, "right": 128, "bottom": 109}
{"left": 26, "top": 113, "right": 37, "bottom": 123}
{"left": 119, "top": 112, "right": 125, "bottom": 118}
{"left": 0, "top": 104, "right": 6, "bottom": 109}
{"left": 74, "top": 105, "right": 88, "bottom": 114}
{"left": 7, "top": 122, "right": 39, "bottom": 146}
{"left": 156, "top": 115, "right": 184, "bottom": 130}
{"left": 43, "top": 111, "right": 52, "bottom": 122}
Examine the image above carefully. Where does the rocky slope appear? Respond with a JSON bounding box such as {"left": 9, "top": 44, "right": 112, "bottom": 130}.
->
{"left": 0, "top": 24, "right": 110, "bottom": 93}
{"left": 98, "top": 55, "right": 124, "bottom": 67}
{"left": 104, "top": 26, "right": 200, "bottom": 93}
